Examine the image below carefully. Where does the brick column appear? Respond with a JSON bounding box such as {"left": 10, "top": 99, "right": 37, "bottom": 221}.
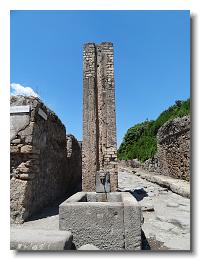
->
{"left": 82, "top": 42, "right": 118, "bottom": 192}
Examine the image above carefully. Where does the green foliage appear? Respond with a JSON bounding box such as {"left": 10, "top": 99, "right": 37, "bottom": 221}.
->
{"left": 118, "top": 99, "right": 190, "bottom": 162}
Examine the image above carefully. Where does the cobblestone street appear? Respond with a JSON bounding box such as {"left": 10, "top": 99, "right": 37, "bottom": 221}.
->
{"left": 118, "top": 167, "right": 190, "bottom": 250}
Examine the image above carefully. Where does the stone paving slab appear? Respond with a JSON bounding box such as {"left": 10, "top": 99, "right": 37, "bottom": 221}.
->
{"left": 122, "top": 167, "right": 190, "bottom": 198}
{"left": 10, "top": 228, "right": 72, "bottom": 250}
{"left": 135, "top": 169, "right": 190, "bottom": 198}
{"left": 118, "top": 167, "right": 190, "bottom": 250}
{"left": 10, "top": 168, "right": 190, "bottom": 251}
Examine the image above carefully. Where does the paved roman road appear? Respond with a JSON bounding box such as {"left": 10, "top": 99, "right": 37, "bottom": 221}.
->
{"left": 118, "top": 167, "right": 190, "bottom": 250}
{"left": 11, "top": 167, "right": 190, "bottom": 250}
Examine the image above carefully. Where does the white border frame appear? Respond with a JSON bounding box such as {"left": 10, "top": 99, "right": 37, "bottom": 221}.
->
{"left": 0, "top": 1, "right": 199, "bottom": 259}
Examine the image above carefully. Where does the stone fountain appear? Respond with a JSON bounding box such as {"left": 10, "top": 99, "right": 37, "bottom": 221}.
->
{"left": 59, "top": 42, "right": 141, "bottom": 250}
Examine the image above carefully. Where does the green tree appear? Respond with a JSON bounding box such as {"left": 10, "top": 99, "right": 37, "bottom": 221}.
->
{"left": 118, "top": 99, "right": 190, "bottom": 162}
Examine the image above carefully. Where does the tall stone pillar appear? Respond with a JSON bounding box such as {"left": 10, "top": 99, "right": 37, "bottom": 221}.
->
{"left": 82, "top": 42, "right": 118, "bottom": 192}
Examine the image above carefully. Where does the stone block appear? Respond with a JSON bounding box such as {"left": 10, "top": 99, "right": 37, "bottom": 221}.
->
{"left": 18, "top": 173, "right": 36, "bottom": 180}
{"left": 10, "top": 228, "right": 72, "bottom": 250}
{"left": 121, "top": 193, "right": 142, "bottom": 250}
{"left": 60, "top": 202, "right": 124, "bottom": 250}
{"left": 78, "top": 244, "right": 100, "bottom": 250}
{"left": 10, "top": 114, "right": 30, "bottom": 140}
{"left": 19, "top": 122, "right": 34, "bottom": 138}
{"left": 59, "top": 192, "right": 141, "bottom": 250}
{"left": 10, "top": 146, "right": 19, "bottom": 153}
{"left": 11, "top": 139, "right": 21, "bottom": 144}
{"left": 20, "top": 145, "right": 33, "bottom": 153}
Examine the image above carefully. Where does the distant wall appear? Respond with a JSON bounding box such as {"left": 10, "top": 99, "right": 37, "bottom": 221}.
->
{"left": 143, "top": 116, "right": 190, "bottom": 181}
{"left": 118, "top": 159, "right": 141, "bottom": 169}
{"left": 10, "top": 96, "right": 82, "bottom": 223}
{"left": 66, "top": 134, "right": 82, "bottom": 193}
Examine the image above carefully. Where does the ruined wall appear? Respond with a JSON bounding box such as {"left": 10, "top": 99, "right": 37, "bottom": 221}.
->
{"left": 143, "top": 116, "right": 190, "bottom": 181}
{"left": 142, "top": 156, "right": 159, "bottom": 173}
{"left": 10, "top": 96, "right": 82, "bottom": 223}
{"left": 118, "top": 159, "right": 141, "bottom": 169}
{"left": 82, "top": 42, "right": 118, "bottom": 192}
{"left": 66, "top": 134, "right": 82, "bottom": 193}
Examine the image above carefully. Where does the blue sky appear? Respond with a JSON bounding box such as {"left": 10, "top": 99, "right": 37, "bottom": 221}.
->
{"left": 10, "top": 10, "right": 190, "bottom": 146}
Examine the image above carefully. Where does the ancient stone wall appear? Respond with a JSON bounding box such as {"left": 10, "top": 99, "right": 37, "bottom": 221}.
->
{"left": 118, "top": 159, "right": 141, "bottom": 169}
{"left": 66, "top": 134, "right": 82, "bottom": 193}
{"left": 82, "top": 42, "right": 118, "bottom": 192}
{"left": 143, "top": 116, "right": 190, "bottom": 181}
{"left": 10, "top": 96, "right": 82, "bottom": 223}
{"left": 142, "top": 156, "right": 159, "bottom": 173}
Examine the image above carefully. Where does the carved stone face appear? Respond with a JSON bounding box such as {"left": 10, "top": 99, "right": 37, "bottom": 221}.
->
{"left": 96, "top": 170, "right": 111, "bottom": 193}
{"left": 99, "top": 171, "right": 106, "bottom": 184}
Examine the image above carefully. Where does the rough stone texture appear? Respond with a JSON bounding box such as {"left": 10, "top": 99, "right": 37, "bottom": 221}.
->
{"left": 66, "top": 134, "right": 82, "bottom": 193}
{"left": 10, "top": 96, "right": 82, "bottom": 224}
{"left": 78, "top": 244, "right": 100, "bottom": 250}
{"left": 11, "top": 168, "right": 190, "bottom": 251}
{"left": 134, "top": 169, "right": 190, "bottom": 198}
{"left": 119, "top": 159, "right": 141, "bottom": 169}
{"left": 142, "top": 156, "right": 159, "bottom": 173}
{"left": 82, "top": 42, "right": 118, "bottom": 192}
{"left": 118, "top": 167, "right": 190, "bottom": 250}
{"left": 121, "top": 192, "right": 142, "bottom": 250}
{"left": 10, "top": 228, "right": 72, "bottom": 250}
{"left": 143, "top": 116, "right": 190, "bottom": 181}
{"left": 96, "top": 171, "right": 111, "bottom": 192}
{"left": 59, "top": 192, "right": 141, "bottom": 250}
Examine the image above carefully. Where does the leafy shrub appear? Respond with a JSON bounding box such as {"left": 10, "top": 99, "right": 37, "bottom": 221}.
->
{"left": 118, "top": 99, "right": 190, "bottom": 162}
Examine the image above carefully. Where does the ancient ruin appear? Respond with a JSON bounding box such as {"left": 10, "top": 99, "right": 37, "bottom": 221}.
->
{"left": 59, "top": 191, "right": 141, "bottom": 250}
{"left": 10, "top": 96, "right": 82, "bottom": 223}
{"left": 143, "top": 115, "right": 190, "bottom": 181}
{"left": 59, "top": 42, "right": 141, "bottom": 250}
{"left": 82, "top": 42, "right": 118, "bottom": 192}
{"left": 10, "top": 42, "right": 190, "bottom": 251}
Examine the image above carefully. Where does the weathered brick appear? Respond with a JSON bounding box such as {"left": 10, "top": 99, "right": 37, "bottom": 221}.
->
{"left": 82, "top": 42, "right": 118, "bottom": 192}
{"left": 10, "top": 96, "right": 82, "bottom": 224}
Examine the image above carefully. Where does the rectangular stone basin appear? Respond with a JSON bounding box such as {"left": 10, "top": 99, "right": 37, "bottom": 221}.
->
{"left": 59, "top": 192, "right": 141, "bottom": 250}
